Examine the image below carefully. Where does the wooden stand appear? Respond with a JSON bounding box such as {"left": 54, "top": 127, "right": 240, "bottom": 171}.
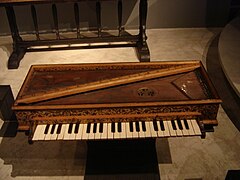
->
{"left": 0, "top": 0, "right": 150, "bottom": 69}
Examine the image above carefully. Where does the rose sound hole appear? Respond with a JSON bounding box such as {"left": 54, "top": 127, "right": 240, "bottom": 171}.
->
{"left": 137, "top": 87, "right": 155, "bottom": 97}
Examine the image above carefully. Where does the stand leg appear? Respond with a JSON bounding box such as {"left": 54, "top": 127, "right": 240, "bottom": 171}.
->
{"left": 5, "top": 6, "right": 26, "bottom": 69}
{"left": 8, "top": 48, "right": 26, "bottom": 69}
{"left": 137, "top": 0, "right": 150, "bottom": 62}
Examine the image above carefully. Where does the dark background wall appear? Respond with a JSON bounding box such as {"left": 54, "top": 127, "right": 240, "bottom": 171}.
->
{"left": 0, "top": 0, "right": 234, "bottom": 36}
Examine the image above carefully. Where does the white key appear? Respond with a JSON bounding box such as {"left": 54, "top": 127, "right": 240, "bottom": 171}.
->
{"left": 81, "top": 124, "right": 89, "bottom": 140}
{"left": 132, "top": 122, "right": 139, "bottom": 138}
{"left": 139, "top": 122, "right": 146, "bottom": 138}
{"left": 181, "top": 120, "right": 189, "bottom": 136}
{"left": 149, "top": 121, "right": 158, "bottom": 137}
{"left": 50, "top": 124, "right": 58, "bottom": 140}
{"left": 68, "top": 124, "right": 76, "bottom": 140}
{"left": 32, "top": 124, "right": 46, "bottom": 141}
{"left": 157, "top": 121, "right": 164, "bottom": 137}
{"left": 145, "top": 121, "right": 152, "bottom": 137}
{"left": 187, "top": 120, "right": 195, "bottom": 135}
{"left": 175, "top": 120, "right": 183, "bottom": 136}
{"left": 63, "top": 124, "right": 71, "bottom": 140}
{"left": 126, "top": 122, "right": 133, "bottom": 138}
{"left": 167, "top": 121, "right": 177, "bottom": 136}
{"left": 120, "top": 122, "right": 127, "bottom": 139}
{"left": 87, "top": 123, "right": 94, "bottom": 140}
{"left": 44, "top": 124, "right": 52, "bottom": 140}
{"left": 114, "top": 122, "right": 121, "bottom": 139}
{"left": 94, "top": 123, "right": 101, "bottom": 139}
{"left": 101, "top": 123, "right": 108, "bottom": 139}
{"left": 76, "top": 123, "right": 83, "bottom": 140}
{"left": 88, "top": 123, "right": 95, "bottom": 140}
{"left": 107, "top": 123, "right": 114, "bottom": 139}
{"left": 191, "top": 119, "right": 202, "bottom": 135}
{"left": 163, "top": 121, "right": 170, "bottom": 137}
{"left": 57, "top": 124, "right": 67, "bottom": 140}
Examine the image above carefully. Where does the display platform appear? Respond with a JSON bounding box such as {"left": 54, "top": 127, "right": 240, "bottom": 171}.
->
{"left": 219, "top": 15, "right": 240, "bottom": 100}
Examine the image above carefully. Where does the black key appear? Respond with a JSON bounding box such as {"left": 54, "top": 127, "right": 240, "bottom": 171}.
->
{"left": 44, "top": 124, "right": 50, "bottom": 134}
{"left": 177, "top": 119, "right": 183, "bottom": 130}
{"left": 50, "top": 124, "right": 56, "bottom": 134}
{"left": 129, "top": 122, "right": 134, "bottom": 132}
{"left": 68, "top": 123, "right": 73, "bottom": 134}
{"left": 153, "top": 121, "right": 158, "bottom": 131}
{"left": 142, "top": 121, "right": 146, "bottom": 132}
{"left": 171, "top": 120, "right": 177, "bottom": 130}
{"left": 111, "top": 122, "right": 115, "bottom": 133}
{"left": 160, "top": 121, "right": 165, "bottom": 131}
{"left": 135, "top": 121, "right": 140, "bottom": 132}
{"left": 56, "top": 124, "right": 62, "bottom": 134}
{"left": 86, "top": 123, "right": 91, "bottom": 133}
{"left": 118, "top": 122, "right": 122, "bottom": 132}
{"left": 99, "top": 123, "right": 103, "bottom": 133}
{"left": 74, "top": 123, "right": 80, "bottom": 134}
{"left": 93, "top": 123, "right": 97, "bottom": 133}
{"left": 183, "top": 119, "right": 189, "bottom": 129}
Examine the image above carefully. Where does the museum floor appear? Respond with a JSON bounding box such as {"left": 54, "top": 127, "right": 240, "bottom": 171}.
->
{"left": 0, "top": 28, "right": 240, "bottom": 180}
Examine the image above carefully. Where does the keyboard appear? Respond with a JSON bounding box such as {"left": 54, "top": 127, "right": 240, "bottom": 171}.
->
{"left": 32, "top": 119, "right": 202, "bottom": 141}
